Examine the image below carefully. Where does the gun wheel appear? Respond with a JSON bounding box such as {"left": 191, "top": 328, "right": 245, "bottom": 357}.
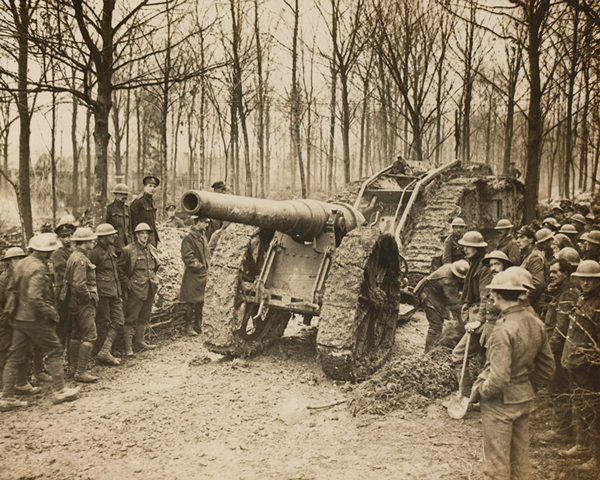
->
{"left": 317, "top": 227, "right": 401, "bottom": 381}
{"left": 203, "top": 224, "right": 290, "bottom": 357}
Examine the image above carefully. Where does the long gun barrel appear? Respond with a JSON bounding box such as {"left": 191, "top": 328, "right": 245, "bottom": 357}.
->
{"left": 181, "top": 190, "right": 365, "bottom": 241}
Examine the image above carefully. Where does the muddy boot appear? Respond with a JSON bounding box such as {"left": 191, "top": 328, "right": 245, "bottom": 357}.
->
{"left": 96, "top": 328, "right": 122, "bottom": 366}
{"left": 74, "top": 342, "right": 98, "bottom": 383}
{"left": 184, "top": 307, "right": 197, "bottom": 337}
{"left": 123, "top": 325, "right": 135, "bottom": 357}
{"left": 67, "top": 340, "right": 81, "bottom": 379}
{"left": 48, "top": 356, "right": 80, "bottom": 405}
{"left": 14, "top": 361, "right": 40, "bottom": 395}
{"left": 0, "top": 398, "right": 28, "bottom": 411}
{"left": 32, "top": 372, "right": 52, "bottom": 384}
{"left": 193, "top": 303, "right": 203, "bottom": 334}
{"left": 133, "top": 323, "right": 156, "bottom": 351}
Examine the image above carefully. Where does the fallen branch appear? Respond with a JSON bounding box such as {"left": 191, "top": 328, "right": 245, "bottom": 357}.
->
{"left": 306, "top": 399, "right": 347, "bottom": 410}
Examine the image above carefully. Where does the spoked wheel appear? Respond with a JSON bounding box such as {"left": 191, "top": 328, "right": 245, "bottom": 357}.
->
{"left": 317, "top": 227, "right": 401, "bottom": 381}
{"left": 203, "top": 224, "right": 290, "bottom": 357}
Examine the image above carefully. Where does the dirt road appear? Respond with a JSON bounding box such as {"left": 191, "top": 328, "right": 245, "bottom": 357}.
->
{"left": 0, "top": 314, "right": 590, "bottom": 480}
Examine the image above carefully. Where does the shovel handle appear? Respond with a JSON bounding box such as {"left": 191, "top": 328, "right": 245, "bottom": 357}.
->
{"left": 458, "top": 332, "right": 471, "bottom": 397}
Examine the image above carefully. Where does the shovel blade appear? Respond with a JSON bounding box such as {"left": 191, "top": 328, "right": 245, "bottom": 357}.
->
{"left": 447, "top": 393, "right": 469, "bottom": 419}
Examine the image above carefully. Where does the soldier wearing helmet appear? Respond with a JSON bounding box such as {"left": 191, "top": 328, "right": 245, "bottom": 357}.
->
{"left": 442, "top": 217, "right": 467, "bottom": 265}
{"left": 583, "top": 230, "right": 600, "bottom": 262}
{"left": 570, "top": 213, "right": 587, "bottom": 240}
{"left": 469, "top": 269, "right": 555, "bottom": 480}
{"left": 130, "top": 175, "right": 160, "bottom": 247}
{"left": 61, "top": 228, "right": 99, "bottom": 384}
{"left": 516, "top": 226, "right": 547, "bottom": 311}
{"left": 88, "top": 224, "right": 124, "bottom": 367}
{"left": 543, "top": 258, "right": 580, "bottom": 439}
{"left": 414, "top": 259, "right": 468, "bottom": 352}
{"left": 106, "top": 183, "right": 134, "bottom": 256}
{"left": 542, "top": 217, "right": 561, "bottom": 233}
{"left": 117, "top": 222, "right": 160, "bottom": 356}
{"left": 552, "top": 233, "right": 575, "bottom": 252}
{"left": 556, "top": 247, "right": 580, "bottom": 268}
{"left": 494, "top": 219, "right": 520, "bottom": 266}
{"left": 559, "top": 260, "right": 600, "bottom": 470}
{"left": 535, "top": 227, "right": 555, "bottom": 264}
{"left": 0, "top": 234, "right": 80, "bottom": 411}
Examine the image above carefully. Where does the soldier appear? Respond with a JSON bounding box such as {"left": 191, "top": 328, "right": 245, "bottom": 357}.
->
{"left": 118, "top": 223, "right": 160, "bottom": 356}
{"left": 559, "top": 260, "right": 600, "bottom": 471}
{"left": 469, "top": 270, "right": 555, "bottom": 480}
{"left": 584, "top": 213, "right": 595, "bottom": 233}
{"left": 494, "top": 219, "right": 520, "bottom": 266}
{"left": 0, "top": 234, "right": 80, "bottom": 411}
{"left": 544, "top": 258, "right": 580, "bottom": 438}
{"left": 507, "top": 161, "right": 521, "bottom": 180}
{"left": 62, "top": 228, "right": 99, "bottom": 383}
{"left": 179, "top": 216, "right": 211, "bottom": 336}
{"left": 88, "top": 224, "right": 124, "bottom": 366}
{"left": 556, "top": 247, "right": 581, "bottom": 268}
{"left": 106, "top": 183, "right": 134, "bottom": 256}
{"left": 542, "top": 217, "right": 560, "bottom": 234}
{"left": 51, "top": 215, "right": 77, "bottom": 344}
{"left": 583, "top": 230, "right": 600, "bottom": 262}
{"left": 165, "top": 204, "right": 185, "bottom": 229}
{"left": 130, "top": 175, "right": 160, "bottom": 247}
{"left": 552, "top": 205, "right": 566, "bottom": 226}
{"left": 442, "top": 217, "right": 467, "bottom": 265}
{"left": 206, "top": 180, "right": 227, "bottom": 242}
{"left": 552, "top": 233, "right": 575, "bottom": 252}
{"left": 570, "top": 213, "right": 587, "bottom": 239}
{"left": 516, "top": 226, "right": 547, "bottom": 311}
{"left": 415, "top": 259, "right": 469, "bottom": 352}
{"left": 535, "top": 227, "right": 555, "bottom": 264}
{"left": 558, "top": 224, "right": 578, "bottom": 245}
{"left": 0, "top": 247, "right": 40, "bottom": 396}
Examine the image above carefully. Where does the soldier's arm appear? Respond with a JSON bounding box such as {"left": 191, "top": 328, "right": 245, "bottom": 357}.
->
{"left": 508, "top": 243, "right": 521, "bottom": 266}
{"left": 528, "top": 257, "right": 547, "bottom": 299}
{"left": 441, "top": 279, "right": 462, "bottom": 311}
{"left": 28, "top": 268, "right": 59, "bottom": 321}
{"left": 442, "top": 237, "right": 452, "bottom": 264}
{"left": 531, "top": 334, "right": 556, "bottom": 390}
{"left": 181, "top": 236, "right": 205, "bottom": 274}
{"left": 129, "top": 199, "right": 140, "bottom": 230}
{"left": 87, "top": 248, "right": 100, "bottom": 267}
{"left": 117, "top": 249, "right": 130, "bottom": 291}
{"left": 479, "top": 327, "right": 512, "bottom": 399}
{"left": 549, "top": 288, "right": 579, "bottom": 356}
{"left": 71, "top": 260, "right": 92, "bottom": 300}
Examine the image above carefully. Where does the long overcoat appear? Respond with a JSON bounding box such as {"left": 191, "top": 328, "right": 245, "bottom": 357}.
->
{"left": 179, "top": 228, "right": 210, "bottom": 304}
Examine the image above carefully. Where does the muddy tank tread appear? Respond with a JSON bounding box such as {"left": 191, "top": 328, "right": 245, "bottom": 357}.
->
{"left": 317, "top": 227, "right": 401, "bottom": 382}
{"left": 202, "top": 223, "right": 290, "bottom": 357}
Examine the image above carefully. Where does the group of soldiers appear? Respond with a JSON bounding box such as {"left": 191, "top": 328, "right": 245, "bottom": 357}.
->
{"left": 417, "top": 198, "right": 600, "bottom": 477}
{"left": 0, "top": 176, "right": 226, "bottom": 412}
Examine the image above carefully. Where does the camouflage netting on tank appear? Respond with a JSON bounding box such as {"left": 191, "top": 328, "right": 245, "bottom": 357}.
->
{"left": 348, "top": 347, "right": 484, "bottom": 415}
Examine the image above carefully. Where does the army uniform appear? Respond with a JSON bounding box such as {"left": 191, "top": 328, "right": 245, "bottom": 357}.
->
{"left": 62, "top": 247, "right": 99, "bottom": 381}
{"left": 520, "top": 247, "right": 547, "bottom": 311}
{"left": 442, "top": 234, "right": 465, "bottom": 264}
{"left": 166, "top": 215, "right": 186, "bottom": 229}
{"left": 106, "top": 200, "right": 134, "bottom": 255}
{"left": 51, "top": 244, "right": 72, "bottom": 343}
{"left": 88, "top": 242, "right": 125, "bottom": 358}
{"left": 130, "top": 193, "right": 159, "bottom": 247}
{"left": 118, "top": 240, "right": 160, "bottom": 354}
{"left": 496, "top": 234, "right": 521, "bottom": 267}
{"left": 471, "top": 304, "right": 555, "bottom": 479}
{"left": 1, "top": 255, "right": 67, "bottom": 399}
{"left": 179, "top": 227, "right": 210, "bottom": 334}
{"left": 415, "top": 263, "right": 463, "bottom": 352}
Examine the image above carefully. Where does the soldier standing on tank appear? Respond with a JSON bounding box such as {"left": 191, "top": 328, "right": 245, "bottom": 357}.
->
{"left": 106, "top": 183, "right": 134, "bottom": 256}
{"left": 88, "top": 224, "right": 124, "bottom": 366}
{"left": 516, "top": 226, "right": 547, "bottom": 312}
{"left": 494, "top": 219, "right": 521, "bottom": 266}
{"left": 559, "top": 260, "right": 600, "bottom": 472}
{"left": 0, "top": 247, "right": 41, "bottom": 396}
{"left": 469, "top": 270, "right": 555, "bottom": 480}
{"left": 442, "top": 217, "right": 467, "bottom": 265}
{"left": 179, "top": 216, "right": 211, "bottom": 336}
{"left": 416, "top": 259, "right": 469, "bottom": 352}
{"left": 51, "top": 215, "right": 77, "bottom": 345}
{"left": 130, "top": 175, "right": 160, "bottom": 247}
{"left": 118, "top": 223, "right": 160, "bottom": 356}
{"left": 0, "top": 234, "right": 80, "bottom": 411}
{"left": 62, "top": 228, "right": 100, "bottom": 383}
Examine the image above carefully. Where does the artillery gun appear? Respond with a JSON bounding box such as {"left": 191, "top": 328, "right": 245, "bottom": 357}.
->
{"left": 181, "top": 191, "right": 402, "bottom": 381}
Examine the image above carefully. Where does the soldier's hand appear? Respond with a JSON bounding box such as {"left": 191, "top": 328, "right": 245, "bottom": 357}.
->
{"left": 469, "top": 385, "right": 481, "bottom": 404}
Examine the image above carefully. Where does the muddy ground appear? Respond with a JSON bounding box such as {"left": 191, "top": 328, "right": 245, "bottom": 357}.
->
{"left": 0, "top": 313, "right": 594, "bottom": 480}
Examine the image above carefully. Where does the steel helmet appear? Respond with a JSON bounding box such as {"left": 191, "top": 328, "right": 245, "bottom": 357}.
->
{"left": 483, "top": 250, "right": 512, "bottom": 267}
{"left": 504, "top": 266, "right": 534, "bottom": 291}
{"left": 494, "top": 219, "right": 514, "bottom": 230}
{"left": 558, "top": 224, "right": 577, "bottom": 235}
{"left": 485, "top": 269, "right": 529, "bottom": 292}
{"left": 134, "top": 222, "right": 152, "bottom": 233}
{"left": 28, "top": 233, "right": 61, "bottom": 252}
{"left": 112, "top": 183, "right": 130, "bottom": 195}
{"left": 458, "top": 231, "right": 487, "bottom": 248}
{"left": 552, "top": 205, "right": 564, "bottom": 213}
{"left": 450, "top": 259, "right": 469, "bottom": 279}
{"left": 585, "top": 230, "right": 600, "bottom": 246}
{"left": 556, "top": 247, "right": 580, "bottom": 267}
{"left": 585, "top": 212, "right": 595, "bottom": 222}
{"left": 451, "top": 217, "right": 467, "bottom": 228}
{"left": 72, "top": 227, "right": 97, "bottom": 242}
{"left": 571, "top": 213, "right": 586, "bottom": 225}
{"left": 2, "top": 247, "right": 27, "bottom": 261}
{"left": 571, "top": 260, "right": 600, "bottom": 278}
{"left": 579, "top": 232, "right": 589, "bottom": 242}
{"left": 542, "top": 217, "right": 560, "bottom": 229}
{"left": 95, "top": 223, "right": 118, "bottom": 236}
{"left": 535, "top": 228, "right": 554, "bottom": 244}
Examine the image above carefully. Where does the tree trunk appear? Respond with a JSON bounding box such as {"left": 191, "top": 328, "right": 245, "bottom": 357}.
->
{"left": 564, "top": 5, "right": 579, "bottom": 197}
{"left": 327, "top": 60, "right": 337, "bottom": 196}
{"left": 71, "top": 73, "right": 79, "bottom": 215}
{"left": 85, "top": 108, "right": 91, "bottom": 203}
